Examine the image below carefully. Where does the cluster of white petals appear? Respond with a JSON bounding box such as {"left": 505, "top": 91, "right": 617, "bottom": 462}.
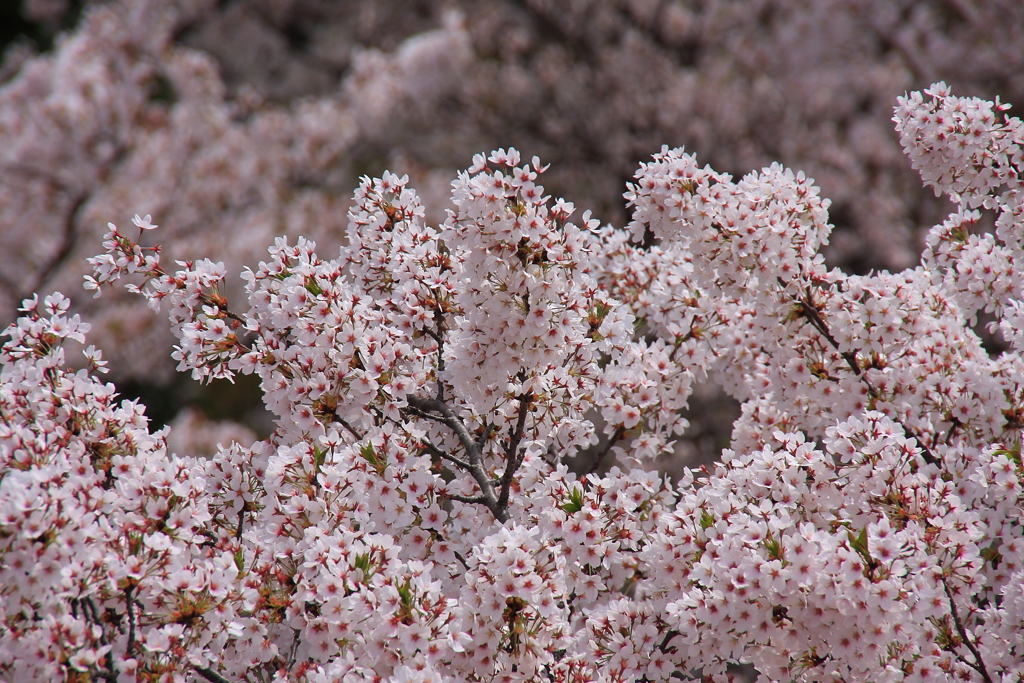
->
{"left": 3, "top": 83, "right": 1024, "bottom": 683}
{"left": 9, "top": 0, "right": 1024, "bottom": 390}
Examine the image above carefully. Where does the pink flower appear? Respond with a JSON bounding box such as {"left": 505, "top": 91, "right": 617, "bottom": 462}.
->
{"left": 132, "top": 213, "right": 158, "bottom": 230}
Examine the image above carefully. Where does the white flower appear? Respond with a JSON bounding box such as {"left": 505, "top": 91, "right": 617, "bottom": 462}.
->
{"left": 132, "top": 213, "right": 158, "bottom": 230}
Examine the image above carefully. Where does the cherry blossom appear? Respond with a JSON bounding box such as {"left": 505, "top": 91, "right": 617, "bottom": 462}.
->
{"left": 2, "top": 83, "right": 1024, "bottom": 682}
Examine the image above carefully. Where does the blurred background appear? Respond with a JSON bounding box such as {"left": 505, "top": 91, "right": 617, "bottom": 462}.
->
{"left": 1, "top": 0, "right": 1021, "bottom": 469}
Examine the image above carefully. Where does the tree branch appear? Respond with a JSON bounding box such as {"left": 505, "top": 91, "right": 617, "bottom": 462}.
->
{"left": 406, "top": 395, "right": 507, "bottom": 522}
{"left": 338, "top": 418, "right": 365, "bottom": 441}
{"left": 586, "top": 426, "right": 625, "bottom": 475}
{"left": 404, "top": 404, "right": 451, "bottom": 426}
{"left": 444, "top": 493, "right": 489, "bottom": 505}
{"left": 943, "top": 579, "right": 994, "bottom": 683}
{"left": 193, "top": 667, "right": 233, "bottom": 683}
{"left": 17, "top": 192, "right": 87, "bottom": 320}
{"left": 236, "top": 505, "right": 246, "bottom": 541}
{"left": 658, "top": 628, "right": 680, "bottom": 654}
{"left": 125, "top": 585, "right": 137, "bottom": 657}
{"left": 497, "top": 390, "right": 533, "bottom": 511}
{"left": 477, "top": 423, "right": 495, "bottom": 450}
{"left": 419, "top": 437, "right": 473, "bottom": 471}
{"left": 286, "top": 627, "right": 302, "bottom": 670}
{"left": 796, "top": 291, "right": 940, "bottom": 466}
{"left": 431, "top": 309, "right": 447, "bottom": 402}
{"left": 407, "top": 397, "right": 477, "bottom": 460}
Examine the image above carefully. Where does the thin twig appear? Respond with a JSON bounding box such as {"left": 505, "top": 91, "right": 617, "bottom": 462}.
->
{"left": 432, "top": 309, "right": 446, "bottom": 402}
{"left": 798, "top": 296, "right": 865, "bottom": 383}
{"left": 658, "top": 628, "right": 680, "bottom": 654}
{"left": 89, "top": 668, "right": 118, "bottom": 682}
{"left": 453, "top": 550, "right": 470, "bottom": 571}
{"left": 198, "top": 293, "right": 249, "bottom": 329}
{"left": 338, "top": 418, "right": 365, "bottom": 441}
{"left": 420, "top": 437, "right": 473, "bottom": 470}
{"left": 796, "top": 291, "right": 940, "bottom": 466}
{"left": 79, "top": 596, "right": 119, "bottom": 680}
{"left": 497, "top": 390, "right": 533, "bottom": 511}
{"left": 82, "top": 598, "right": 105, "bottom": 644}
{"left": 404, "top": 404, "right": 451, "bottom": 426}
{"left": 586, "top": 426, "right": 625, "bottom": 475}
{"left": 477, "top": 423, "right": 495, "bottom": 450}
{"left": 407, "top": 397, "right": 479, "bottom": 462}
{"left": 286, "top": 627, "right": 302, "bottom": 669}
{"left": 943, "top": 579, "right": 994, "bottom": 683}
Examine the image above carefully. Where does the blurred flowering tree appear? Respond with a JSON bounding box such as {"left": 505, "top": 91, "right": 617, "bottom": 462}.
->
{"left": 3, "top": 0, "right": 1024, "bottom": 461}
{"left": 2, "top": 78, "right": 1023, "bottom": 682}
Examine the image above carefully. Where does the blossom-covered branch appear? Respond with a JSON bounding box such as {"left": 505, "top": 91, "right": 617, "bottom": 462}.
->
{"left": 2, "top": 84, "right": 1023, "bottom": 682}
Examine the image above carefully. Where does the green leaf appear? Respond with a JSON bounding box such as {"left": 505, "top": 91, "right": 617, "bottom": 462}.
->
{"left": 353, "top": 551, "right": 373, "bottom": 578}
{"left": 360, "top": 443, "right": 385, "bottom": 473}
{"left": 847, "top": 527, "right": 872, "bottom": 564}
{"left": 993, "top": 445, "right": 1021, "bottom": 466}
{"left": 700, "top": 509, "right": 715, "bottom": 530}
{"left": 763, "top": 533, "right": 784, "bottom": 561}
{"left": 560, "top": 486, "right": 585, "bottom": 515}
{"left": 304, "top": 277, "right": 323, "bottom": 296}
{"left": 397, "top": 578, "right": 414, "bottom": 608}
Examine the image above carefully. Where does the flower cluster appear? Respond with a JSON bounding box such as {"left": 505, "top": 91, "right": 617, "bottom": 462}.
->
{"left": 8, "top": 0, "right": 1024, "bottom": 394}
{"left": 2, "top": 84, "right": 1024, "bottom": 683}
{"left": 0, "top": 293, "right": 257, "bottom": 682}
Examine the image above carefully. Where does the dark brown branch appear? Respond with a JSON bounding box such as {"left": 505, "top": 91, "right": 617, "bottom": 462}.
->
{"left": 193, "top": 667, "right": 233, "bottom": 683}
{"left": 658, "top": 628, "right": 680, "bottom": 654}
{"left": 404, "top": 404, "right": 451, "bottom": 426}
{"left": 944, "top": 417, "right": 964, "bottom": 446}
{"left": 943, "top": 579, "right": 994, "bottom": 683}
{"left": 11, "top": 192, "right": 88, "bottom": 322}
{"left": 407, "top": 397, "right": 477, "bottom": 460}
{"left": 586, "top": 426, "right": 625, "bottom": 475}
{"left": 338, "top": 418, "right": 365, "bottom": 441}
{"left": 444, "top": 493, "right": 489, "bottom": 505}
{"left": 477, "top": 423, "right": 495, "bottom": 450}
{"left": 432, "top": 308, "right": 446, "bottom": 402}
{"left": 453, "top": 549, "right": 470, "bottom": 571}
{"left": 199, "top": 296, "right": 248, "bottom": 329}
{"left": 125, "top": 585, "right": 137, "bottom": 656}
{"left": 286, "top": 627, "right": 302, "bottom": 669}
{"left": 89, "top": 668, "right": 118, "bottom": 682}
{"left": 497, "top": 390, "right": 533, "bottom": 511}
{"left": 796, "top": 291, "right": 940, "bottom": 466}
{"left": 797, "top": 296, "right": 865, "bottom": 384}
{"left": 422, "top": 326, "right": 443, "bottom": 345}
{"left": 76, "top": 596, "right": 120, "bottom": 681}
{"left": 419, "top": 437, "right": 473, "bottom": 471}
{"left": 82, "top": 598, "right": 105, "bottom": 642}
